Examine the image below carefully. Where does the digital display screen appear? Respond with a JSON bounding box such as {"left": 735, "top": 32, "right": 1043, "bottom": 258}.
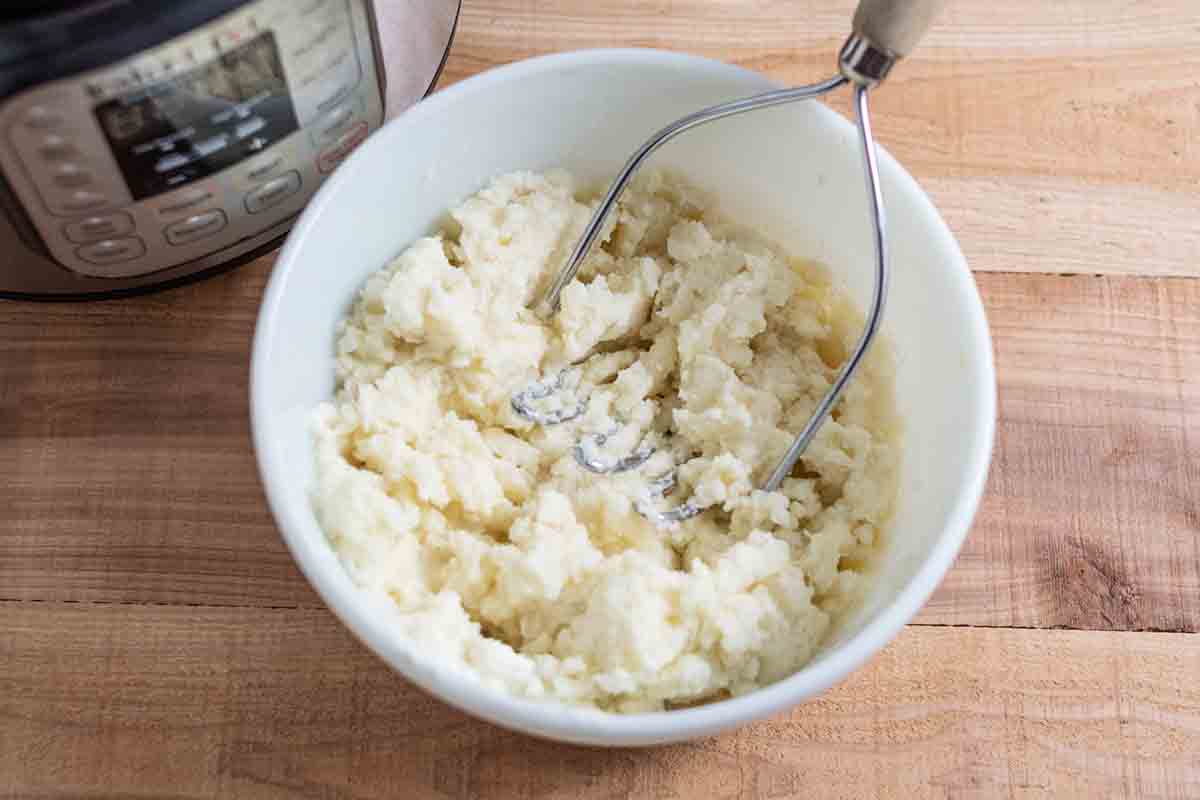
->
{"left": 94, "top": 32, "right": 299, "bottom": 200}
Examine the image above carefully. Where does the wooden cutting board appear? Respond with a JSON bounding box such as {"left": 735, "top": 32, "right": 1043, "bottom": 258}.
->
{"left": 2, "top": 1, "right": 1197, "bottom": 797}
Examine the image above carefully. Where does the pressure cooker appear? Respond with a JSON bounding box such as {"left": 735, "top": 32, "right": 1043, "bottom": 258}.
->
{"left": 0, "top": 0, "right": 460, "bottom": 298}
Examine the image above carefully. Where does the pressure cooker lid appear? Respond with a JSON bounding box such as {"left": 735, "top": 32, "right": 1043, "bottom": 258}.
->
{"left": 0, "top": 1, "right": 94, "bottom": 21}
{"left": 0, "top": 0, "right": 251, "bottom": 94}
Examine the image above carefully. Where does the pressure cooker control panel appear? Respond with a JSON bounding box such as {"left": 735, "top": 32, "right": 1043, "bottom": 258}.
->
{"left": 0, "top": 0, "right": 383, "bottom": 278}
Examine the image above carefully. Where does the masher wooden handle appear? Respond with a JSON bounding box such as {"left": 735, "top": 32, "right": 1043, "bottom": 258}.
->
{"left": 853, "top": 0, "right": 943, "bottom": 57}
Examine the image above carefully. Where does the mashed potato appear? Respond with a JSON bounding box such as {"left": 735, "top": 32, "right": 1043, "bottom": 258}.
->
{"left": 311, "top": 170, "right": 898, "bottom": 712}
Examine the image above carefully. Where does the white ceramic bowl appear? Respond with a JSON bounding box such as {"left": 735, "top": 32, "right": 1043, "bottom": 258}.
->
{"left": 252, "top": 49, "right": 995, "bottom": 746}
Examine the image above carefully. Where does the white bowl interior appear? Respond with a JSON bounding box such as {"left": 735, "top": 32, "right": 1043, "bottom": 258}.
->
{"left": 252, "top": 50, "right": 994, "bottom": 745}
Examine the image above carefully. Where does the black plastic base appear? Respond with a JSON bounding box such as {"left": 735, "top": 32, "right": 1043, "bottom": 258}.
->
{"left": 0, "top": 232, "right": 286, "bottom": 302}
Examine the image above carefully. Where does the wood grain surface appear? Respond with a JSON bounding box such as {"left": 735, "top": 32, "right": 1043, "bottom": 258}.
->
{"left": 924, "top": 273, "right": 1200, "bottom": 632}
{"left": 2, "top": 0, "right": 1199, "bottom": 797}
{"left": 3, "top": 603, "right": 1199, "bottom": 800}
{"left": 442, "top": 0, "right": 1200, "bottom": 279}
{"left": 4, "top": 268, "right": 1196, "bottom": 632}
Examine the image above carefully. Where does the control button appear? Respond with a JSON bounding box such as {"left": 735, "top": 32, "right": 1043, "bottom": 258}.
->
{"left": 164, "top": 210, "right": 228, "bottom": 246}
{"left": 308, "top": 21, "right": 343, "bottom": 52}
{"left": 245, "top": 171, "right": 301, "bottom": 214}
{"left": 317, "top": 121, "right": 368, "bottom": 174}
{"left": 324, "top": 48, "right": 353, "bottom": 77}
{"left": 24, "top": 106, "right": 62, "bottom": 129}
{"left": 316, "top": 83, "right": 355, "bottom": 114}
{"left": 235, "top": 117, "right": 266, "bottom": 140}
{"left": 244, "top": 153, "right": 284, "bottom": 183}
{"left": 316, "top": 104, "right": 355, "bottom": 142}
{"left": 155, "top": 152, "right": 192, "bottom": 173}
{"left": 299, "top": 0, "right": 331, "bottom": 14}
{"left": 60, "top": 190, "right": 109, "bottom": 213}
{"left": 64, "top": 212, "right": 135, "bottom": 243}
{"left": 193, "top": 134, "right": 230, "bottom": 158}
{"left": 156, "top": 188, "right": 214, "bottom": 218}
{"left": 292, "top": 14, "right": 348, "bottom": 59}
{"left": 52, "top": 164, "right": 93, "bottom": 188}
{"left": 76, "top": 237, "right": 146, "bottom": 266}
{"left": 39, "top": 135, "right": 76, "bottom": 160}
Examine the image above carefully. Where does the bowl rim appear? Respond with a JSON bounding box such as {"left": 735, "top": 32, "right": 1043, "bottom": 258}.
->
{"left": 251, "top": 46, "right": 997, "bottom": 746}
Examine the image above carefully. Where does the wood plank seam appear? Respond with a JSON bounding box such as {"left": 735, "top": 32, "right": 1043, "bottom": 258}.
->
{"left": 4, "top": 597, "right": 1200, "bottom": 639}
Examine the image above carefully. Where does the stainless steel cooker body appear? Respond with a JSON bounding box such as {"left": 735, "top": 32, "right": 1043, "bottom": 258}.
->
{"left": 0, "top": 0, "right": 460, "bottom": 298}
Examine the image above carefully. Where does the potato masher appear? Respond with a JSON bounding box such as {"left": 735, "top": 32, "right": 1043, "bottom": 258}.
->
{"left": 513, "top": 0, "right": 942, "bottom": 525}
